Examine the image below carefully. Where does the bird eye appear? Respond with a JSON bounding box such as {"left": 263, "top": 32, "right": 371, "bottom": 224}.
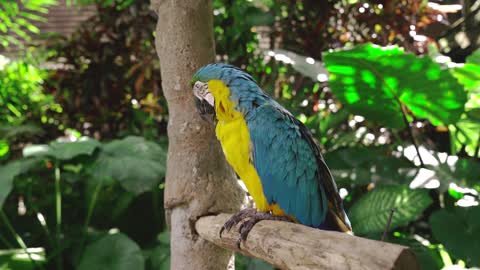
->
{"left": 194, "top": 81, "right": 203, "bottom": 91}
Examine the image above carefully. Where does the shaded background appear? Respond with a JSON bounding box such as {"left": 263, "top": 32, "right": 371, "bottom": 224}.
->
{"left": 0, "top": 0, "right": 479, "bottom": 269}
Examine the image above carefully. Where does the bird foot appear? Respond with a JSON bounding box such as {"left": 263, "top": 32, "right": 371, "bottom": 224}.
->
{"left": 220, "top": 208, "right": 292, "bottom": 249}
{"left": 219, "top": 208, "right": 257, "bottom": 238}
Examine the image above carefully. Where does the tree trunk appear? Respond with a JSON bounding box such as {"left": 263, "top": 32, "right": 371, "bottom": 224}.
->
{"left": 151, "top": 1, "right": 244, "bottom": 270}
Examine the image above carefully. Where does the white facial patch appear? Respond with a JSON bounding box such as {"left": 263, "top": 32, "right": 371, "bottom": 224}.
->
{"left": 193, "top": 81, "right": 214, "bottom": 106}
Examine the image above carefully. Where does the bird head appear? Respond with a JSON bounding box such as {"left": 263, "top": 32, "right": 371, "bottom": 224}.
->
{"left": 191, "top": 63, "right": 267, "bottom": 123}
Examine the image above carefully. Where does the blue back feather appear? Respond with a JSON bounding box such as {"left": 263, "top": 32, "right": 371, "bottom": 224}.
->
{"left": 193, "top": 63, "right": 351, "bottom": 229}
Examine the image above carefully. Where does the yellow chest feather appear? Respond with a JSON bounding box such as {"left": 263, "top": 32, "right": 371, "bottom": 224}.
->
{"left": 207, "top": 80, "right": 293, "bottom": 215}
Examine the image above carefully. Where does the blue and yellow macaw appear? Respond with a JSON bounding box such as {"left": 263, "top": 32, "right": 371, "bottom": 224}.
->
{"left": 192, "top": 63, "right": 352, "bottom": 243}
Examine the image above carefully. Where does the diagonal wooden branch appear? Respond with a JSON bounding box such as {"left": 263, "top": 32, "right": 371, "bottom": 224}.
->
{"left": 196, "top": 214, "right": 420, "bottom": 270}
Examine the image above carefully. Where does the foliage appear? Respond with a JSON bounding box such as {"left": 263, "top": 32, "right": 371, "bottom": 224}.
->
{"left": 0, "top": 0, "right": 57, "bottom": 48}
{"left": 0, "top": 55, "right": 60, "bottom": 162}
{"left": 324, "top": 44, "right": 466, "bottom": 128}
{"left": 77, "top": 233, "right": 145, "bottom": 270}
{"left": 43, "top": 0, "right": 164, "bottom": 139}
{"left": 1, "top": 0, "right": 479, "bottom": 269}
{"left": 0, "top": 57, "right": 56, "bottom": 125}
{"left": 430, "top": 207, "right": 480, "bottom": 266}
{"left": 0, "top": 136, "right": 167, "bottom": 269}
{"left": 348, "top": 186, "right": 432, "bottom": 235}
{"left": 450, "top": 49, "right": 480, "bottom": 157}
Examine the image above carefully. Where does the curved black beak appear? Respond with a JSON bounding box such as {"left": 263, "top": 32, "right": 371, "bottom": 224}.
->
{"left": 193, "top": 81, "right": 216, "bottom": 125}
{"left": 195, "top": 97, "right": 216, "bottom": 124}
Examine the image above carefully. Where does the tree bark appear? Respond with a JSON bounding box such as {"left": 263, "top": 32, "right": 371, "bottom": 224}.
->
{"left": 197, "top": 214, "right": 420, "bottom": 270}
{"left": 151, "top": 1, "right": 244, "bottom": 269}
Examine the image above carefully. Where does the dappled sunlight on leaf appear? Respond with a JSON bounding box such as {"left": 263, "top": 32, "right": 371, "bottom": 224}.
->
{"left": 324, "top": 43, "right": 467, "bottom": 128}
{"left": 349, "top": 186, "right": 432, "bottom": 235}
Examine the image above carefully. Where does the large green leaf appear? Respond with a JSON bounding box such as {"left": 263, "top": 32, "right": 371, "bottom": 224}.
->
{"left": 47, "top": 139, "right": 100, "bottom": 160}
{"left": 235, "top": 254, "right": 275, "bottom": 270}
{"left": 88, "top": 136, "right": 167, "bottom": 194}
{"left": 0, "top": 140, "right": 8, "bottom": 159}
{"left": 349, "top": 186, "right": 432, "bottom": 235}
{"left": 23, "top": 138, "right": 100, "bottom": 160}
{"left": 0, "top": 248, "right": 46, "bottom": 270}
{"left": 0, "top": 158, "right": 39, "bottom": 206}
{"left": 449, "top": 49, "right": 480, "bottom": 157}
{"left": 386, "top": 236, "right": 444, "bottom": 270}
{"left": 429, "top": 207, "right": 480, "bottom": 266}
{"left": 324, "top": 44, "right": 467, "bottom": 128}
{"left": 449, "top": 115, "right": 480, "bottom": 158}
{"left": 0, "top": 124, "right": 44, "bottom": 140}
{"left": 324, "top": 146, "right": 417, "bottom": 185}
{"left": 77, "top": 233, "right": 144, "bottom": 270}
{"left": 452, "top": 48, "right": 480, "bottom": 92}
{"left": 0, "top": 1, "right": 57, "bottom": 48}
{"left": 145, "top": 231, "right": 170, "bottom": 270}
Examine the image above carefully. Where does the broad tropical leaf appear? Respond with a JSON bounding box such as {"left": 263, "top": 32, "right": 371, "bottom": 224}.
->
{"left": 0, "top": 0, "right": 57, "bottom": 48}
{"left": 0, "top": 248, "right": 46, "bottom": 270}
{"left": 449, "top": 115, "right": 480, "bottom": 158}
{"left": 324, "top": 146, "right": 417, "bottom": 185}
{"left": 77, "top": 233, "right": 144, "bottom": 270}
{"left": 324, "top": 44, "right": 467, "bottom": 128}
{"left": 349, "top": 186, "right": 432, "bottom": 235}
{"left": 47, "top": 139, "right": 100, "bottom": 160}
{"left": 452, "top": 48, "right": 480, "bottom": 92}
{"left": 430, "top": 207, "right": 480, "bottom": 266}
{"left": 145, "top": 232, "right": 170, "bottom": 270}
{"left": 88, "top": 136, "right": 167, "bottom": 194}
{"left": 0, "top": 158, "right": 39, "bottom": 206}
{"left": 23, "top": 138, "right": 100, "bottom": 160}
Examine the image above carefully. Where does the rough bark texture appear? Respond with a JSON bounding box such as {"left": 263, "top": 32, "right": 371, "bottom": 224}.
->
{"left": 197, "top": 214, "right": 420, "bottom": 270}
{"left": 151, "top": 1, "right": 244, "bottom": 269}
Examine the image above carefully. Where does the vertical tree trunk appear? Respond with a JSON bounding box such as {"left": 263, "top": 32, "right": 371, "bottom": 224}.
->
{"left": 151, "top": 1, "right": 243, "bottom": 269}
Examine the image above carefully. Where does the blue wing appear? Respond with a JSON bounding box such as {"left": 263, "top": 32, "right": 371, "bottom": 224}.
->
{"left": 247, "top": 103, "right": 350, "bottom": 229}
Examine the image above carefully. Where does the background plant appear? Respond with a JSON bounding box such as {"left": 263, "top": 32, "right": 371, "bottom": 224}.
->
{"left": 0, "top": 0, "right": 479, "bottom": 269}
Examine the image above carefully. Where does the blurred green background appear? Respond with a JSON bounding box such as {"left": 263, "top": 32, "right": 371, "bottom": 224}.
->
{"left": 0, "top": 0, "right": 479, "bottom": 269}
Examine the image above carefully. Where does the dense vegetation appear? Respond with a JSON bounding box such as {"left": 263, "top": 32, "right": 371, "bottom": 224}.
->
{"left": 0, "top": 0, "right": 479, "bottom": 269}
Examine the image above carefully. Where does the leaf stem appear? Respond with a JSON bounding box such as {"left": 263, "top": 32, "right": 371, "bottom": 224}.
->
{"left": 474, "top": 135, "right": 480, "bottom": 158}
{"left": 0, "top": 233, "right": 14, "bottom": 249}
{"left": 355, "top": 58, "right": 425, "bottom": 167}
{"left": 54, "top": 165, "right": 63, "bottom": 270}
{"left": 400, "top": 104, "right": 425, "bottom": 167}
{"left": 0, "top": 210, "right": 44, "bottom": 270}
{"left": 381, "top": 208, "right": 395, "bottom": 241}
{"left": 78, "top": 179, "right": 103, "bottom": 257}
{"left": 84, "top": 180, "right": 103, "bottom": 230}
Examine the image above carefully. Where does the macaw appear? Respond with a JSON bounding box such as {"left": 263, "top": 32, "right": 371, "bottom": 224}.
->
{"left": 191, "top": 63, "right": 352, "bottom": 244}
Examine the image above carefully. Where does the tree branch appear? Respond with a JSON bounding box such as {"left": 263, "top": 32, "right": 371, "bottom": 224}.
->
{"left": 196, "top": 214, "right": 420, "bottom": 270}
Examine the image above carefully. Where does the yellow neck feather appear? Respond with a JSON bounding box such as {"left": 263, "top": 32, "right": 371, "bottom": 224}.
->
{"left": 206, "top": 80, "right": 287, "bottom": 216}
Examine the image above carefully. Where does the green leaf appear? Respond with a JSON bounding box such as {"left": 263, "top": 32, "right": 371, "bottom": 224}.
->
{"left": 348, "top": 186, "right": 432, "bottom": 235}
{"left": 146, "top": 233, "right": 170, "bottom": 270}
{"left": 23, "top": 139, "right": 100, "bottom": 160}
{"left": 0, "top": 248, "right": 46, "bottom": 270}
{"left": 324, "top": 146, "right": 417, "bottom": 185}
{"left": 77, "top": 233, "right": 144, "bottom": 270}
{"left": 47, "top": 139, "right": 100, "bottom": 160}
{"left": 235, "top": 253, "right": 275, "bottom": 270}
{"left": 452, "top": 48, "right": 480, "bottom": 92}
{"left": 324, "top": 43, "right": 467, "bottom": 128}
{"left": 449, "top": 116, "right": 480, "bottom": 158}
{"left": 0, "top": 140, "right": 9, "bottom": 159}
{"left": 244, "top": 7, "right": 274, "bottom": 26}
{"left": 387, "top": 236, "right": 444, "bottom": 270}
{"left": 453, "top": 158, "right": 480, "bottom": 187}
{"left": 429, "top": 207, "right": 480, "bottom": 266}
{"left": 88, "top": 136, "right": 167, "bottom": 194}
{"left": 0, "top": 158, "right": 39, "bottom": 206}
{"left": 0, "top": 124, "right": 44, "bottom": 140}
